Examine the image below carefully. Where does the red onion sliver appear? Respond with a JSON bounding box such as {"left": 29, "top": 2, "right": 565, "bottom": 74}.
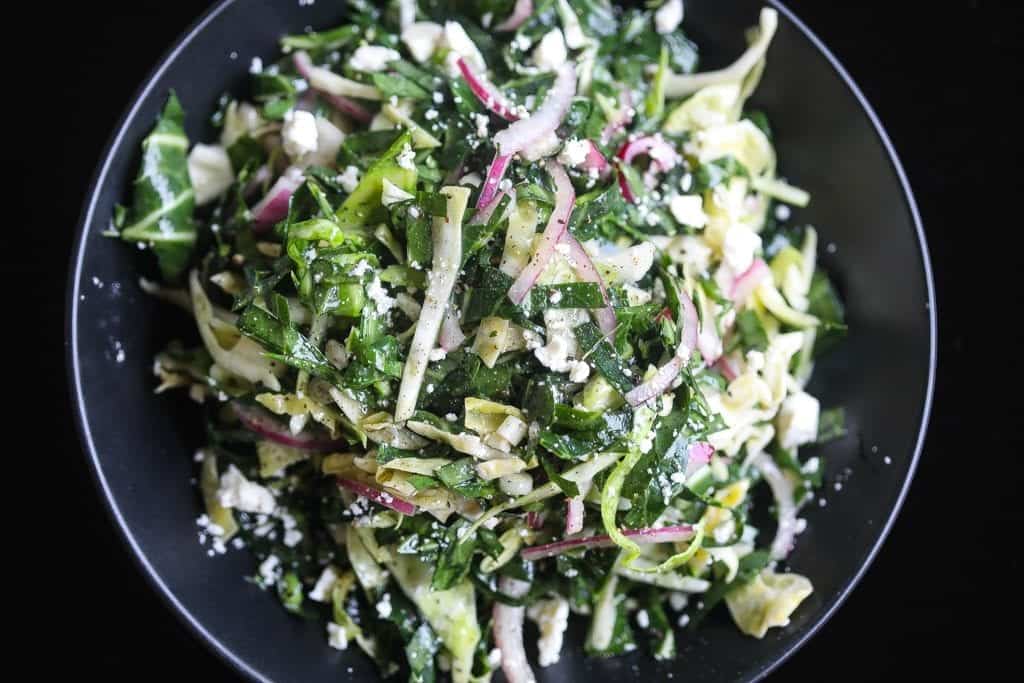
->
{"left": 615, "top": 135, "right": 680, "bottom": 205}
{"left": 337, "top": 478, "right": 418, "bottom": 516}
{"left": 493, "top": 62, "right": 576, "bottom": 157}
{"left": 494, "top": 577, "right": 536, "bottom": 683}
{"left": 624, "top": 290, "right": 699, "bottom": 406}
{"left": 565, "top": 497, "right": 585, "bottom": 536}
{"left": 526, "top": 511, "right": 545, "bottom": 530}
{"left": 475, "top": 153, "right": 511, "bottom": 214}
{"left": 456, "top": 57, "right": 519, "bottom": 122}
{"left": 521, "top": 525, "right": 695, "bottom": 562}
{"left": 714, "top": 356, "right": 740, "bottom": 382}
{"left": 439, "top": 303, "right": 467, "bottom": 351}
{"left": 293, "top": 52, "right": 373, "bottom": 123}
{"left": 251, "top": 168, "right": 304, "bottom": 232}
{"left": 579, "top": 140, "right": 610, "bottom": 177}
{"left": 507, "top": 161, "right": 575, "bottom": 305}
{"left": 688, "top": 442, "right": 715, "bottom": 470}
{"left": 558, "top": 232, "right": 617, "bottom": 336}
{"left": 729, "top": 258, "right": 770, "bottom": 303}
{"left": 231, "top": 402, "right": 346, "bottom": 452}
{"left": 494, "top": 0, "right": 534, "bottom": 32}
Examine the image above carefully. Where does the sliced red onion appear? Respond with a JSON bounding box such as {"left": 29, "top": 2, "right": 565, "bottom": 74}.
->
{"left": 507, "top": 161, "right": 575, "bottom": 305}
{"left": 753, "top": 453, "right": 799, "bottom": 560}
{"left": 493, "top": 62, "right": 576, "bottom": 157}
{"left": 319, "top": 91, "right": 373, "bottom": 124}
{"left": 565, "top": 497, "right": 584, "bottom": 536}
{"left": 456, "top": 57, "right": 519, "bottom": 122}
{"left": 337, "top": 478, "right": 418, "bottom": 516}
{"left": 293, "top": 52, "right": 375, "bottom": 124}
{"left": 600, "top": 91, "right": 635, "bottom": 143}
{"left": 579, "top": 140, "right": 610, "bottom": 177}
{"left": 687, "top": 442, "right": 715, "bottom": 475}
{"left": 495, "top": 0, "right": 534, "bottom": 32}
{"left": 714, "top": 356, "right": 740, "bottom": 382}
{"left": 697, "top": 323, "right": 723, "bottom": 366}
{"left": 475, "top": 153, "right": 511, "bottom": 214}
{"left": 558, "top": 232, "right": 616, "bottom": 336}
{"left": 251, "top": 168, "right": 304, "bottom": 232}
{"left": 615, "top": 135, "right": 680, "bottom": 205}
{"left": 624, "top": 290, "right": 699, "bottom": 406}
{"left": 729, "top": 258, "right": 770, "bottom": 303}
{"left": 525, "top": 511, "right": 545, "bottom": 530}
{"left": 231, "top": 402, "right": 345, "bottom": 452}
{"left": 470, "top": 189, "right": 508, "bottom": 225}
{"left": 494, "top": 576, "right": 536, "bottom": 683}
{"left": 439, "top": 303, "right": 466, "bottom": 351}
{"left": 521, "top": 525, "right": 695, "bottom": 562}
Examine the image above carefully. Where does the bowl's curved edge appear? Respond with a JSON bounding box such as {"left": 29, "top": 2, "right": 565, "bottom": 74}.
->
{"left": 63, "top": 1, "right": 269, "bottom": 682}
{"left": 751, "top": 1, "right": 938, "bottom": 679}
{"left": 64, "top": 2, "right": 937, "bottom": 683}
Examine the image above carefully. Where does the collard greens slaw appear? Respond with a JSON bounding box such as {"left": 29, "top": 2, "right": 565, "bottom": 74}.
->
{"left": 112, "top": 1, "right": 848, "bottom": 680}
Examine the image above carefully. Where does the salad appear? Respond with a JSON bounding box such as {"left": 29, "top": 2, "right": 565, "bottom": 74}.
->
{"left": 111, "top": 1, "right": 847, "bottom": 680}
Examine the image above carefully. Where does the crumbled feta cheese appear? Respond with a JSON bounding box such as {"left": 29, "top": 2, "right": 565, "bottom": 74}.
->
{"left": 557, "top": 137, "right": 590, "bottom": 167}
{"left": 775, "top": 203, "right": 792, "bottom": 221}
{"left": 281, "top": 109, "right": 319, "bottom": 160}
{"left": 532, "top": 29, "right": 568, "bottom": 71}
{"left": 432, "top": 91, "right": 444, "bottom": 104}
{"left": 376, "top": 592, "right": 393, "bottom": 619}
{"left": 336, "top": 165, "right": 361, "bottom": 193}
{"left": 424, "top": 108, "right": 439, "bottom": 121}
{"left": 514, "top": 34, "right": 533, "bottom": 52}
{"left": 527, "top": 596, "right": 570, "bottom": 667}
{"left": 258, "top": 554, "right": 281, "bottom": 586}
{"left": 473, "top": 113, "right": 489, "bottom": 138}
{"left": 568, "top": 360, "right": 591, "bottom": 383}
{"left": 669, "top": 592, "right": 689, "bottom": 611}
{"left": 366, "top": 277, "right": 396, "bottom": 315}
{"left": 309, "top": 566, "right": 339, "bottom": 602}
{"left": 396, "top": 143, "right": 416, "bottom": 171}
{"left": 636, "top": 609, "right": 650, "bottom": 628}
{"left": 722, "top": 225, "right": 762, "bottom": 273}
{"left": 326, "top": 622, "right": 349, "bottom": 650}
{"left": 669, "top": 194, "right": 708, "bottom": 228}
{"left": 217, "top": 465, "right": 276, "bottom": 514}
{"left": 283, "top": 528, "right": 303, "bottom": 547}
{"left": 349, "top": 45, "right": 400, "bottom": 73}
{"left": 549, "top": 289, "right": 564, "bottom": 304}
{"left": 349, "top": 259, "right": 373, "bottom": 277}
{"left": 428, "top": 347, "right": 447, "bottom": 362}
{"left": 249, "top": 56, "right": 263, "bottom": 74}
{"left": 487, "top": 648, "right": 502, "bottom": 669}
{"left": 655, "top": 0, "right": 684, "bottom": 34}
{"left": 776, "top": 391, "right": 820, "bottom": 449}
{"left": 381, "top": 177, "right": 415, "bottom": 206}
{"left": 441, "top": 21, "right": 486, "bottom": 76}
{"left": 746, "top": 350, "right": 766, "bottom": 372}
{"left": 188, "top": 144, "right": 234, "bottom": 206}
{"left": 534, "top": 309, "right": 586, "bottom": 372}
{"left": 402, "top": 22, "right": 443, "bottom": 63}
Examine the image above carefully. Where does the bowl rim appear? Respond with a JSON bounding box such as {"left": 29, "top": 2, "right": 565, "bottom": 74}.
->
{"left": 65, "top": 1, "right": 937, "bottom": 681}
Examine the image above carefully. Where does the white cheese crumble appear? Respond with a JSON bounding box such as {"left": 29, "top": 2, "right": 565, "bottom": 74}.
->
{"left": 348, "top": 45, "right": 400, "bottom": 73}
{"left": 527, "top": 596, "right": 570, "bottom": 667}
{"left": 533, "top": 29, "right": 568, "bottom": 71}
{"left": 258, "top": 554, "right": 281, "bottom": 586}
{"left": 776, "top": 391, "right": 820, "bottom": 449}
{"left": 636, "top": 609, "right": 650, "bottom": 628}
{"left": 336, "top": 165, "right": 361, "bottom": 193}
{"left": 474, "top": 113, "right": 489, "bottom": 138}
{"left": 309, "top": 566, "right": 339, "bottom": 602}
{"left": 568, "top": 360, "right": 591, "bottom": 383}
{"left": 655, "top": 0, "right": 684, "bottom": 34}
{"left": 326, "top": 622, "right": 349, "bottom": 650}
{"left": 216, "top": 465, "right": 276, "bottom": 514}
{"left": 188, "top": 144, "right": 234, "bottom": 206}
{"left": 428, "top": 347, "right": 447, "bottom": 362}
{"left": 557, "top": 137, "right": 590, "bottom": 167}
{"left": 396, "top": 143, "right": 416, "bottom": 171}
{"left": 366, "top": 277, "right": 397, "bottom": 315}
{"left": 722, "top": 225, "right": 762, "bottom": 273}
{"left": 281, "top": 109, "right": 319, "bottom": 160}
{"left": 249, "top": 56, "right": 263, "bottom": 74}
{"left": 669, "top": 194, "right": 708, "bottom": 228}
{"left": 402, "top": 22, "right": 443, "bottom": 63}
{"left": 376, "top": 592, "right": 393, "bottom": 619}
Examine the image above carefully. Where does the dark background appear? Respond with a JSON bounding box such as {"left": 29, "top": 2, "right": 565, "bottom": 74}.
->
{"left": 14, "top": 0, "right": 1021, "bottom": 678}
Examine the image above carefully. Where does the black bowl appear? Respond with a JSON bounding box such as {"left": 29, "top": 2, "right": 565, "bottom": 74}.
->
{"left": 67, "top": 1, "right": 935, "bottom": 681}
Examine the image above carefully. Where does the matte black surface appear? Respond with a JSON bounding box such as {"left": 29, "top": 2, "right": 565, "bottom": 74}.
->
{"left": 23, "top": 0, "right": 1017, "bottom": 680}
